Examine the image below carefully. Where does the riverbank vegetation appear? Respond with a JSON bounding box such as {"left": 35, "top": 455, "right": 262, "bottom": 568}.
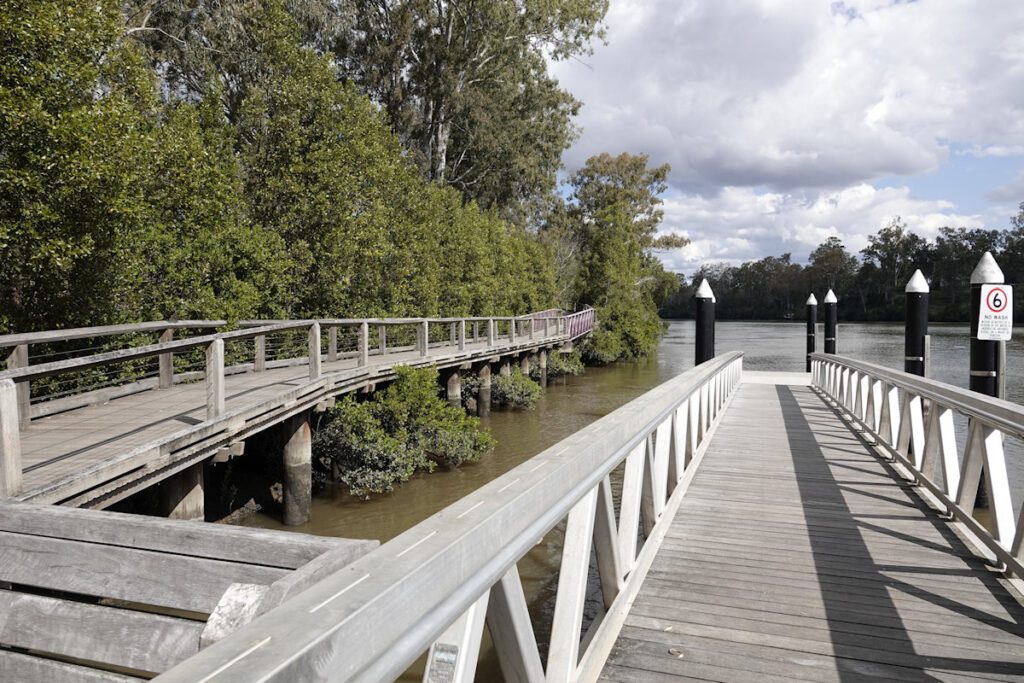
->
{"left": 532, "top": 351, "right": 585, "bottom": 381}
{"left": 313, "top": 366, "right": 494, "bottom": 497}
{"left": 1, "top": 0, "right": 684, "bottom": 365}
{"left": 659, "top": 206, "right": 1024, "bottom": 323}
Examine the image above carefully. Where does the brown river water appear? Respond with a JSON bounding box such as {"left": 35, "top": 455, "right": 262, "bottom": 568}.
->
{"left": 245, "top": 320, "right": 1024, "bottom": 678}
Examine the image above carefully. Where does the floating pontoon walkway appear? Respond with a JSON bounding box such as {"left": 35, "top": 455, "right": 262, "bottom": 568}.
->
{"left": 602, "top": 373, "right": 1024, "bottom": 682}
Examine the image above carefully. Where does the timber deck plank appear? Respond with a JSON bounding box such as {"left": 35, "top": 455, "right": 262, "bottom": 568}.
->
{"left": 600, "top": 381, "right": 1024, "bottom": 682}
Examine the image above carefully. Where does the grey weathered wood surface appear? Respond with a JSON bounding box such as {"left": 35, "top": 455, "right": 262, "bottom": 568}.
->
{"left": 0, "top": 501, "right": 378, "bottom": 682}
{"left": 13, "top": 330, "right": 565, "bottom": 508}
{"left": 601, "top": 379, "right": 1024, "bottom": 682}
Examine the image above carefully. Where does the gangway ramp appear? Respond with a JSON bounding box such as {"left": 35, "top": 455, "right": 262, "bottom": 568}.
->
{"left": 602, "top": 375, "right": 1024, "bottom": 682}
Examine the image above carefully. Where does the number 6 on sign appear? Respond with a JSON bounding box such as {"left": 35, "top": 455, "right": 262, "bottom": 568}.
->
{"left": 978, "top": 284, "right": 1013, "bottom": 341}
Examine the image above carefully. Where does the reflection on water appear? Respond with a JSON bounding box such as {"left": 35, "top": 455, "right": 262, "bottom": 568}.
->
{"left": 246, "top": 319, "right": 1024, "bottom": 676}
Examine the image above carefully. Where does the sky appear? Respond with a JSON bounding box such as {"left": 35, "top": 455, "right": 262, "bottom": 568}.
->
{"left": 549, "top": 0, "right": 1024, "bottom": 275}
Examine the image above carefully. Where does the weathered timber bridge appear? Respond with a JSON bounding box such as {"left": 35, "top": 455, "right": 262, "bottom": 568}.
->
{"left": 0, "top": 309, "right": 594, "bottom": 514}
{"left": 3, "top": 324, "right": 1024, "bottom": 680}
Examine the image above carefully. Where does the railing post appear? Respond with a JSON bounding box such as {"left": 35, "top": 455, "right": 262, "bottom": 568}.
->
{"left": 308, "top": 322, "right": 322, "bottom": 379}
{"left": 509, "top": 318, "right": 516, "bottom": 345}
{"left": 5, "top": 344, "right": 30, "bottom": 428}
{"left": 379, "top": 325, "right": 387, "bottom": 356}
{"left": 450, "top": 322, "right": 457, "bottom": 347}
{"left": 528, "top": 318, "right": 534, "bottom": 340}
{"left": 824, "top": 289, "right": 838, "bottom": 354}
{"left": 543, "top": 316, "right": 549, "bottom": 338}
{"left": 159, "top": 328, "right": 174, "bottom": 389}
{"left": 905, "top": 270, "right": 929, "bottom": 376}
{"left": 0, "top": 379, "right": 23, "bottom": 497}
{"left": 458, "top": 320, "right": 466, "bottom": 351}
{"left": 358, "top": 322, "right": 369, "bottom": 367}
{"left": 487, "top": 319, "right": 495, "bottom": 347}
{"left": 419, "top": 320, "right": 429, "bottom": 357}
{"left": 695, "top": 279, "right": 715, "bottom": 365}
{"left": 206, "top": 338, "right": 225, "bottom": 420}
{"left": 328, "top": 326, "right": 338, "bottom": 362}
{"left": 254, "top": 334, "right": 266, "bottom": 372}
{"left": 806, "top": 294, "right": 817, "bottom": 373}
{"left": 473, "top": 321, "right": 479, "bottom": 342}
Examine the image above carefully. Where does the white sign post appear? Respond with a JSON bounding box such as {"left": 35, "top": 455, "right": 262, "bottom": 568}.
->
{"left": 978, "top": 284, "right": 1013, "bottom": 341}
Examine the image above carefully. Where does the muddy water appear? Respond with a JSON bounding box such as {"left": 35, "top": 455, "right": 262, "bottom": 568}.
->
{"left": 245, "top": 320, "right": 1024, "bottom": 676}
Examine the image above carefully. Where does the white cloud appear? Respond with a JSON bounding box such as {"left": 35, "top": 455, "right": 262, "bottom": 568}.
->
{"left": 551, "top": 0, "right": 1024, "bottom": 269}
{"left": 655, "top": 184, "right": 989, "bottom": 274}
{"left": 555, "top": 0, "right": 1024, "bottom": 192}
{"left": 986, "top": 171, "right": 1024, "bottom": 203}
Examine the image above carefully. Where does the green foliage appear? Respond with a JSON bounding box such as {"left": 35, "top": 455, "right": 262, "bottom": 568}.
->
{"left": 491, "top": 368, "right": 544, "bottom": 409}
{"left": 0, "top": 0, "right": 562, "bottom": 335}
{"left": 339, "top": 0, "right": 608, "bottom": 219}
{"left": 541, "top": 153, "right": 685, "bottom": 363}
{"left": 530, "top": 351, "right": 584, "bottom": 380}
{"left": 313, "top": 366, "right": 495, "bottom": 497}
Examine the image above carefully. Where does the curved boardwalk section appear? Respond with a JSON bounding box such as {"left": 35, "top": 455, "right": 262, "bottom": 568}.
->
{"left": 602, "top": 377, "right": 1024, "bottom": 682}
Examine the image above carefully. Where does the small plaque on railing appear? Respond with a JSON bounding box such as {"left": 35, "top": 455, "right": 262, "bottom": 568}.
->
{"left": 426, "top": 643, "right": 459, "bottom": 683}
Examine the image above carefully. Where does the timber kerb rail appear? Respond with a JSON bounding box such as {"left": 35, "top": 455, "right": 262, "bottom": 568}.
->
{"left": 811, "top": 352, "right": 1024, "bottom": 577}
{"left": 157, "top": 352, "right": 743, "bottom": 683}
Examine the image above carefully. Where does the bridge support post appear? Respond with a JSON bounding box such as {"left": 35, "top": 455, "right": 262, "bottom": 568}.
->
{"left": 254, "top": 334, "right": 266, "bottom": 372}
{"left": 500, "top": 359, "right": 512, "bottom": 377}
{"left": 905, "top": 270, "right": 929, "bottom": 377}
{"left": 806, "top": 295, "right": 817, "bottom": 373}
{"left": 539, "top": 350, "right": 548, "bottom": 387}
{"left": 159, "top": 328, "right": 174, "bottom": 389}
{"left": 520, "top": 354, "right": 530, "bottom": 376}
{"left": 328, "top": 326, "right": 338, "bottom": 362}
{"left": 969, "top": 252, "right": 1005, "bottom": 509}
{"left": 419, "top": 321, "right": 429, "bottom": 357}
{"left": 824, "top": 289, "right": 838, "bottom": 354}
{"left": 0, "top": 379, "right": 23, "bottom": 497}
{"left": 283, "top": 413, "right": 312, "bottom": 526}
{"left": 695, "top": 279, "right": 715, "bottom": 365}
{"left": 357, "top": 322, "right": 369, "bottom": 367}
{"left": 446, "top": 369, "right": 462, "bottom": 408}
{"left": 477, "top": 364, "right": 491, "bottom": 417}
{"left": 159, "top": 462, "right": 204, "bottom": 521}
{"left": 308, "top": 322, "right": 321, "bottom": 379}
{"left": 205, "top": 339, "right": 225, "bottom": 420}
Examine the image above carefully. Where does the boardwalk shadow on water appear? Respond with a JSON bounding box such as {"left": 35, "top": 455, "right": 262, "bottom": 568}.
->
{"left": 776, "top": 385, "right": 1024, "bottom": 681}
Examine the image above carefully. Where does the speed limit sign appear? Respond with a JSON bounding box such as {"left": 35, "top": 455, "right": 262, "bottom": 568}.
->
{"left": 978, "top": 284, "right": 1013, "bottom": 340}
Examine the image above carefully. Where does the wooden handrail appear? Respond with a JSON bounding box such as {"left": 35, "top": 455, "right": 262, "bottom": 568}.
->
{"left": 0, "top": 322, "right": 308, "bottom": 383}
{"left": 158, "top": 353, "right": 743, "bottom": 683}
{"left": 0, "top": 320, "right": 226, "bottom": 348}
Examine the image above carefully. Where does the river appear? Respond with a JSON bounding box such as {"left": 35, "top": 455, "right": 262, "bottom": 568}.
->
{"left": 245, "top": 319, "right": 1024, "bottom": 676}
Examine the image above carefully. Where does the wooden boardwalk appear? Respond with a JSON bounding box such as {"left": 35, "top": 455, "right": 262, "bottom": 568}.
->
{"left": 602, "top": 376, "right": 1024, "bottom": 682}
{"left": 14, "top": 333, "right": 556, "bottom": 508}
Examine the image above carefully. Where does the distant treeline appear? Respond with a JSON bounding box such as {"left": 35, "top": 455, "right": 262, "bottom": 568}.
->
{"left": 660, "top": 211, "right": 1024, "bottom": 323}
{"left": 1, "top": 0, "right": 684, "bottom": 363}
